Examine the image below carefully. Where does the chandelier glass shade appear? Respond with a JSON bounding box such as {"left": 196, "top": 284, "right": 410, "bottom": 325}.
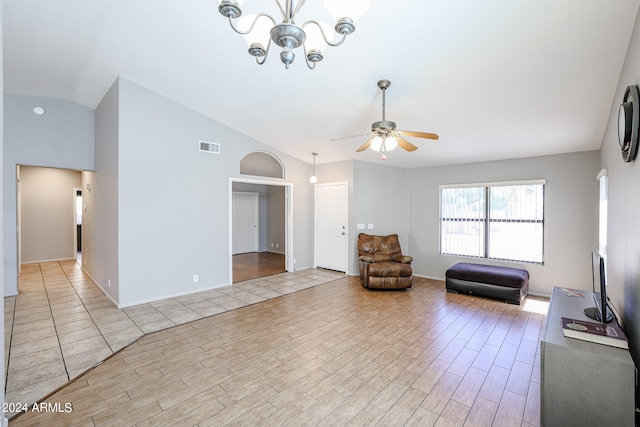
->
{"left": 217, "top": 0, "right": 370, "bottom": 69}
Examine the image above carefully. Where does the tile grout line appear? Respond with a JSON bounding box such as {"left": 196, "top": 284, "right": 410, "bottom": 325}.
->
{"left": 459, "top": 313, "right": 511, "bottom": 427}
{"left": 4, "top": 291, "right": 18, "bottom": 394}
{"left": 4, "top": 262, "right": 347, "bottom": 419}
{"left": 471, "top": 309, "right": 540, "bottom": 425}
{"left": 58, "top": 261, "right": 122, "bottom": 356}
{"left": 11, "top": 277, "right": 546, "bottom": 426}
{"left": 41, "top": 263, "right": 73, "bottom": 382}
{"left": 124, "top": 303, "right": 177, "bottom": 335}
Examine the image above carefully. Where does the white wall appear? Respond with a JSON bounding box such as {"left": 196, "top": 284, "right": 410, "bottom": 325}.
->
{"left": 354, "top": 160, "right": 409, "bottom": 241}
{"left": 407, "top": 151, "right": 600, "bottom": 295}
{"left": 599, "top": 5, "right": 640, "bottom": 397}
{"left": 3, "top": 95, "right": 94, "bottom": 296}
{"left": 80, "top": 171, "right": 95, "bottom": 276}
{"left": 19, "top": 166, "right": 81, "bottom": 263}
{"left": 353, "top": 161, "right": 409, "bottom": 271}
{"left": 89, "top": 80, "right": 120, "bottom": 304}
{"left": 95, "top": 78, "right": 315, "bottom": 307}
{"left": 266, "top": 185, "right": 286, "bottom": 253}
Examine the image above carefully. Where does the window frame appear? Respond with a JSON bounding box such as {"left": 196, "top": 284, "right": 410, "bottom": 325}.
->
{"left": 439, "top": 179, "right": 545, "bottom": 264}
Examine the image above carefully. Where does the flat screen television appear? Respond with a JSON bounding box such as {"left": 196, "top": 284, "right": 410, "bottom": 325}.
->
{"left": 584, "top": 248, "right": 614, "bottom": 323}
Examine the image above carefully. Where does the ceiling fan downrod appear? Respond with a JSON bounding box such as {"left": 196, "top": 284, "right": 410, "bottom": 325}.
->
{"left": 373, "top": 79, "right": 396, "bottom": 133}
{"left": 379, "top": 79, "right": 390, "bottom": 122}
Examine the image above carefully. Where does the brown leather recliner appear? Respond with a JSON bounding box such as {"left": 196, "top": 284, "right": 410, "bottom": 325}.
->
{"left": 358, "top": 233, "right": 413, "bottom": 290}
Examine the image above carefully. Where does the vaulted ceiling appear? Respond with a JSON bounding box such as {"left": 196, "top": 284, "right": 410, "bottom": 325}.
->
{"left": 4, "top": 0, "right": 640, "bottom": 167}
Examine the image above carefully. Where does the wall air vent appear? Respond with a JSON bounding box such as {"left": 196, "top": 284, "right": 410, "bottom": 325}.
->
{"left": 199, "top": 140, "right": 220, "bottom": 154}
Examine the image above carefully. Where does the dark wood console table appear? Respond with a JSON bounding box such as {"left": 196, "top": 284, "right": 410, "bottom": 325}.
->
{"left": 540, "top": 287, "right": 635, "bottom": 426}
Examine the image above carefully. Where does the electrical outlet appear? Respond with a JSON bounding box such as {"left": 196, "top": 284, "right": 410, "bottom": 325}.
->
{"left": 108, "top": 279, "right": 111, "bottom": 287}
{"left": 276, "top": 243, "right": 279, "bottom": 248}
{"left": 193, "top": 275, "right": 199, "bottom": 283}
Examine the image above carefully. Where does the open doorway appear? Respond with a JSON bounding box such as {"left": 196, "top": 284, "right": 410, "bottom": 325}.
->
{"left": 229, "top": 178, "right": 293, "bottom": 284}
{"left": 74, "top": 187, "right": 83, "bottom": 264}
{"left": 17, "top": 165, "right": 83, "bottom": 290}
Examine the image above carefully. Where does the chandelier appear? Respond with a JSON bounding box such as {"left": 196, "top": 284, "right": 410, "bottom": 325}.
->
{"left": 217, "top": 0, "right": 370, "bottom": 69}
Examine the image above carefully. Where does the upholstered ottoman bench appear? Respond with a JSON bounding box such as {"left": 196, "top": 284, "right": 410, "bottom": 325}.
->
{"left": 445, "top": 262, "right": 529, "bottom": 305}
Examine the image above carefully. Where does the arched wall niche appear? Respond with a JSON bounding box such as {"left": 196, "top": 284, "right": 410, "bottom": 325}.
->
{"left": 240, "top": 151, "right": 285, "bottom": 179}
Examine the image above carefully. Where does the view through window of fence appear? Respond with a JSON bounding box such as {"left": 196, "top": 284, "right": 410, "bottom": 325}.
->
{"left": 440, "top": 182, "right": 544, "bottom": 264}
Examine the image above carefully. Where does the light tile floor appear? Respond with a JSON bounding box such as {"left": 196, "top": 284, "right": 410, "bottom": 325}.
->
{"left": 4, "top": 260, "right": 345, "bottom": 410}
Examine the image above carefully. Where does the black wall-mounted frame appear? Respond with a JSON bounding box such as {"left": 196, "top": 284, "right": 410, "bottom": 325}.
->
{"left": 618, "top": 84, "right": 640, "bottom": 163}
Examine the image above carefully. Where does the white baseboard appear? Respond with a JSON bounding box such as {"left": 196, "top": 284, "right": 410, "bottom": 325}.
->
{"left": 413, "top": 273, "right": 445, "bottom": 281}
{"left": 116, "top": 282, "right": 232, "bottom": 309}
{"left": 526, "top": 291, "right": 551, "bottom": 298}
{"left": 81, "top": 268, "right": 119, "bottom": 307}
{"left": 22, "top": 256, "right": 76, "bottom": 265}
{"left": 80, "top": 266, "right": 234, "bottom": 309}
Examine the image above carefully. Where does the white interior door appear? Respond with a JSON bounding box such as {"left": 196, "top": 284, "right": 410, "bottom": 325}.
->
{"left": 233, "top": 192, "right": 259, "bottom": 254}
{"left": 315, "top": 183, "right": 348, "bottom": 272}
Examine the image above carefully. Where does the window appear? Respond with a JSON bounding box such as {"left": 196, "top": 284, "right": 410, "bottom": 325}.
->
{"left": 440, "top": 181, "right": 545, "bottom": 264}
{"left": 240, "top": 151, "right": 285, "bottom": 178}
{"left": 597, "top": 169, "right": 607, "bottom": 257}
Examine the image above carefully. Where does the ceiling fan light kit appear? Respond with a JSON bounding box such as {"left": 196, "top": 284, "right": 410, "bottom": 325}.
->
{"left": 217, "top": 0, "right": 370, "bottom": 69}
{"left": 370, "top": 136, "right": 397, "bottom": 152}
{"left": 334, "top": 79, "right": 439, "bottom": 160}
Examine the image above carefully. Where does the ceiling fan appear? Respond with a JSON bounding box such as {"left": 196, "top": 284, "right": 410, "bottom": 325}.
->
{"left": 333, "top": 79, "right": 439, "bottom": 159}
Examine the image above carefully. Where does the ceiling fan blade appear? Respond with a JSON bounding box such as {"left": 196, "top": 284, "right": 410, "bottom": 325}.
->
{"left": 398, "top": 130, "right": 439, "bottom": 140}
{"left": 356, "top": 136, "right": 376, "bottom": 152}
{"left": 330, "top": 133, "right": 370, "bottom": 141}
{"left": 396, "top": 136, "right": 418, "bottom": 152}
